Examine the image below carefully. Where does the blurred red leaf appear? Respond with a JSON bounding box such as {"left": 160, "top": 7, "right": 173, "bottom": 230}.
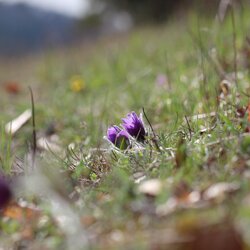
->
{"left": 3, "top": 81, "right": 21, "bottom": 94}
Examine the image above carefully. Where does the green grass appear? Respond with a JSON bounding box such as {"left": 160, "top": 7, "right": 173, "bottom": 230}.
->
{"left": 0, "top": 123, "right": 12, "bottom": 175}
{"left": 1, "top": 7, "right": 250, "bottom": 249}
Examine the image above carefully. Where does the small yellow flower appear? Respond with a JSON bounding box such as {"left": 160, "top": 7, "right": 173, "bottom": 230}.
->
{"left": 70, "top": 75, "right": 85, "bottom": 93}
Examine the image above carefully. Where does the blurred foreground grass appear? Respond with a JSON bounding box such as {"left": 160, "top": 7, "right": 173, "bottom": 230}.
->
{"left": 0, "top": 7, "right": 250, "bottom": 250}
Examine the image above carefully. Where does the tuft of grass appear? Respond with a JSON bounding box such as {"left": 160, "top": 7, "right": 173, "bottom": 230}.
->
{"left": 0, "top": 124, "right": 12, "bottom": 175}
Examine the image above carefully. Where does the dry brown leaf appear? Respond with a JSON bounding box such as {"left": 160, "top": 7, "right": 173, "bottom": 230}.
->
{"left": 1, "top": 202, "right": 42, "bottom": 241}
{"left": 2, "top": 202, "right": 40, "bottom": 221}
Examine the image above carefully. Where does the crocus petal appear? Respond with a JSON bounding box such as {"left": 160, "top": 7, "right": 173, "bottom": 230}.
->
{"left": 122, "top": 112, "right": 146, "bottom": 142}
{"left": 115, "top": 130, "right": 130, "bottom": 150}
{"left": 107, "top": 126, "right": 130, "bottom": 149}
{"left": 107, "top": 126, "right": 121, "bottom": 144}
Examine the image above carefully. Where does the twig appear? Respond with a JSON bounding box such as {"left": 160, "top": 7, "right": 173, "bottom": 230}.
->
{"left": 184, "top": 115, "right": 193, "bottom": 141}
{"left": 142, "top": 108, "right": 161, "bottom": 152}
{"left": 29, "top": 87, "right": 37, "bottom": 168}
{"left": 142, "top": 108, "right": 156, "bottom": 138}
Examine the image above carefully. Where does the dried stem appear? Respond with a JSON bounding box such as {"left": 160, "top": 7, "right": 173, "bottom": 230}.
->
{"left": 29, "top": 87, "right": 37, "bottom": 167}
{"left": 142, "top": 108, "right": 161, "bottom": 152}
{"left": 184, "top": 115, "right": 193, "bottom": 141}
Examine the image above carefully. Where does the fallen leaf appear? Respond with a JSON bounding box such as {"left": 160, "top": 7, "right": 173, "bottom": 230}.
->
{"left": 2, "top": 202, "right": 40, "bottom": 221}
{"left": 1, "top": 202, "right": 41, "bottom": 241}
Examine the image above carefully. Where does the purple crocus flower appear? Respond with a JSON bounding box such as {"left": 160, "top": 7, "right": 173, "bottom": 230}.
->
{"left": 0, "top": 176, "right": 12, "bottom": 209}
{"left": 107, "top": 126, "right": 130, "bottom": 150}
{"left": 122, "top": 112, "right": 146, "bottom": 142}
{"left": 156, "top": 74, "right": 167, "bottom": 87}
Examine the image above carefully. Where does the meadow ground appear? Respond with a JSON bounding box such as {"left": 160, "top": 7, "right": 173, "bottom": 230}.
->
{"left": 0, "top": 7, "right": 250, "bottom": 250}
